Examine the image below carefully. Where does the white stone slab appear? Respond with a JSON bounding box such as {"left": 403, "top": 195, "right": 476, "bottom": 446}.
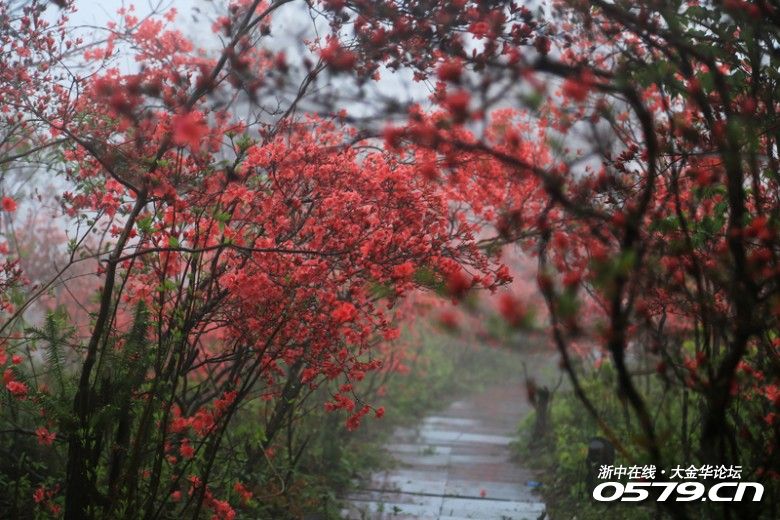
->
{"left": 439, "top": 497, "right": 545, "bottom": 519}
{"left": 457, "top": 433, "right": 515, "bottom": 445}
{"left": 448, "top": 454, "right": 509, "bottom": 465}
{"left": 343, "top": 498, "right": 442, "bottom": 518}
{"left": 386, "top": 443, "right": 452, "bottom": 456}
{"left": 422, "top": 416, "right": 481, "bottom": 427}
{"left": 368, "top": 470, "right": 448, "bottom": 496}
{"left": 393, "top": 452, "right": 451, "bottom": 467}
{"left": 444, "top": 479, "right": 538, "bottom": 502}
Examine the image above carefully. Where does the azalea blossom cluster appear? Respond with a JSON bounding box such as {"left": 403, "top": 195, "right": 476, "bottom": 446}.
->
{"left": 0, "top": 1, "right": 508, "bottom": 518}
{"left": 2, "top": 0, "right": 780, "bottom": 518}
{"left": 320, "top": 0, "right": 780, "bottom": 514}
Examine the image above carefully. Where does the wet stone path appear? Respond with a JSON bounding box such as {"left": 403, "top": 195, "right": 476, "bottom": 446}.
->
{"left": 342, "top": 381, "right": 547, "bottom": 519}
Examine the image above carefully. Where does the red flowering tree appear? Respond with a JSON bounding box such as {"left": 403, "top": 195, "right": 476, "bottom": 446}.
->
{"left": 317, "top": 0, "right": 780, "bottom": 517}
{"left": 5, "top": 0, "right": 780, "bottom": 518}
{"left": 0, "top": 1, "right": 505, "bottom": 518}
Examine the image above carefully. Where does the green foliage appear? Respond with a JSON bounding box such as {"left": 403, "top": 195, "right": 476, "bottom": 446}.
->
{"left": 517, "top": 361, "right": 779, "bottom": 520}
{"left": 26, "top": 306, "right": 76, "bottom": 408}
{"left": 517, "top": 367, "right": 667, "bottom": 519}
{"left": 0, "top": 309, "right": 80, "bottom": 517}
{"left": 0, "top": 303, "right": 159, "bottom": 518}
{"left": 412, "top": 266, "right": 445, "bottom": 293}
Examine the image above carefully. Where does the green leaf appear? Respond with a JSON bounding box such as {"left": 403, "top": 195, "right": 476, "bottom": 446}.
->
{"left": 137, "top": 216, "right": 153, "bottom": 234}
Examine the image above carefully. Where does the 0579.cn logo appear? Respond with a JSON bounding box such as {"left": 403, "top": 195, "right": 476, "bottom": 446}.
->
{"left": 593, "top": 481, "right": 764, "bottom": 502}
{"left": 592, "top": 464, "right": 763, "bottom": 502}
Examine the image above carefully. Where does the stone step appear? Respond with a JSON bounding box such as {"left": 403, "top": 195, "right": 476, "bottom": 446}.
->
{"left": 342, "top": 380, "right": 546, "bottom": 519}
{"left": 342, "top": 495, "right": 545, "bottom": 520}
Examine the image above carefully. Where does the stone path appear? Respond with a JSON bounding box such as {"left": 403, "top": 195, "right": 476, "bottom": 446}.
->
{"left": 342, "top": 381, "right": 547, "bottom": 519}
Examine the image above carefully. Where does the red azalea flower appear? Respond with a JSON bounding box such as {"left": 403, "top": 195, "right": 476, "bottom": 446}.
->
{"left": 172, "top": 111, "right": 208, "bottom": 150}
{"left": 6, "top": 380, "right": 28, "bottom": 398}
{"left": 1, "top": 196, "right": 17, "bottom": 212}
{"left": 35, "top": 427, "right": 56, "bottom": 446}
